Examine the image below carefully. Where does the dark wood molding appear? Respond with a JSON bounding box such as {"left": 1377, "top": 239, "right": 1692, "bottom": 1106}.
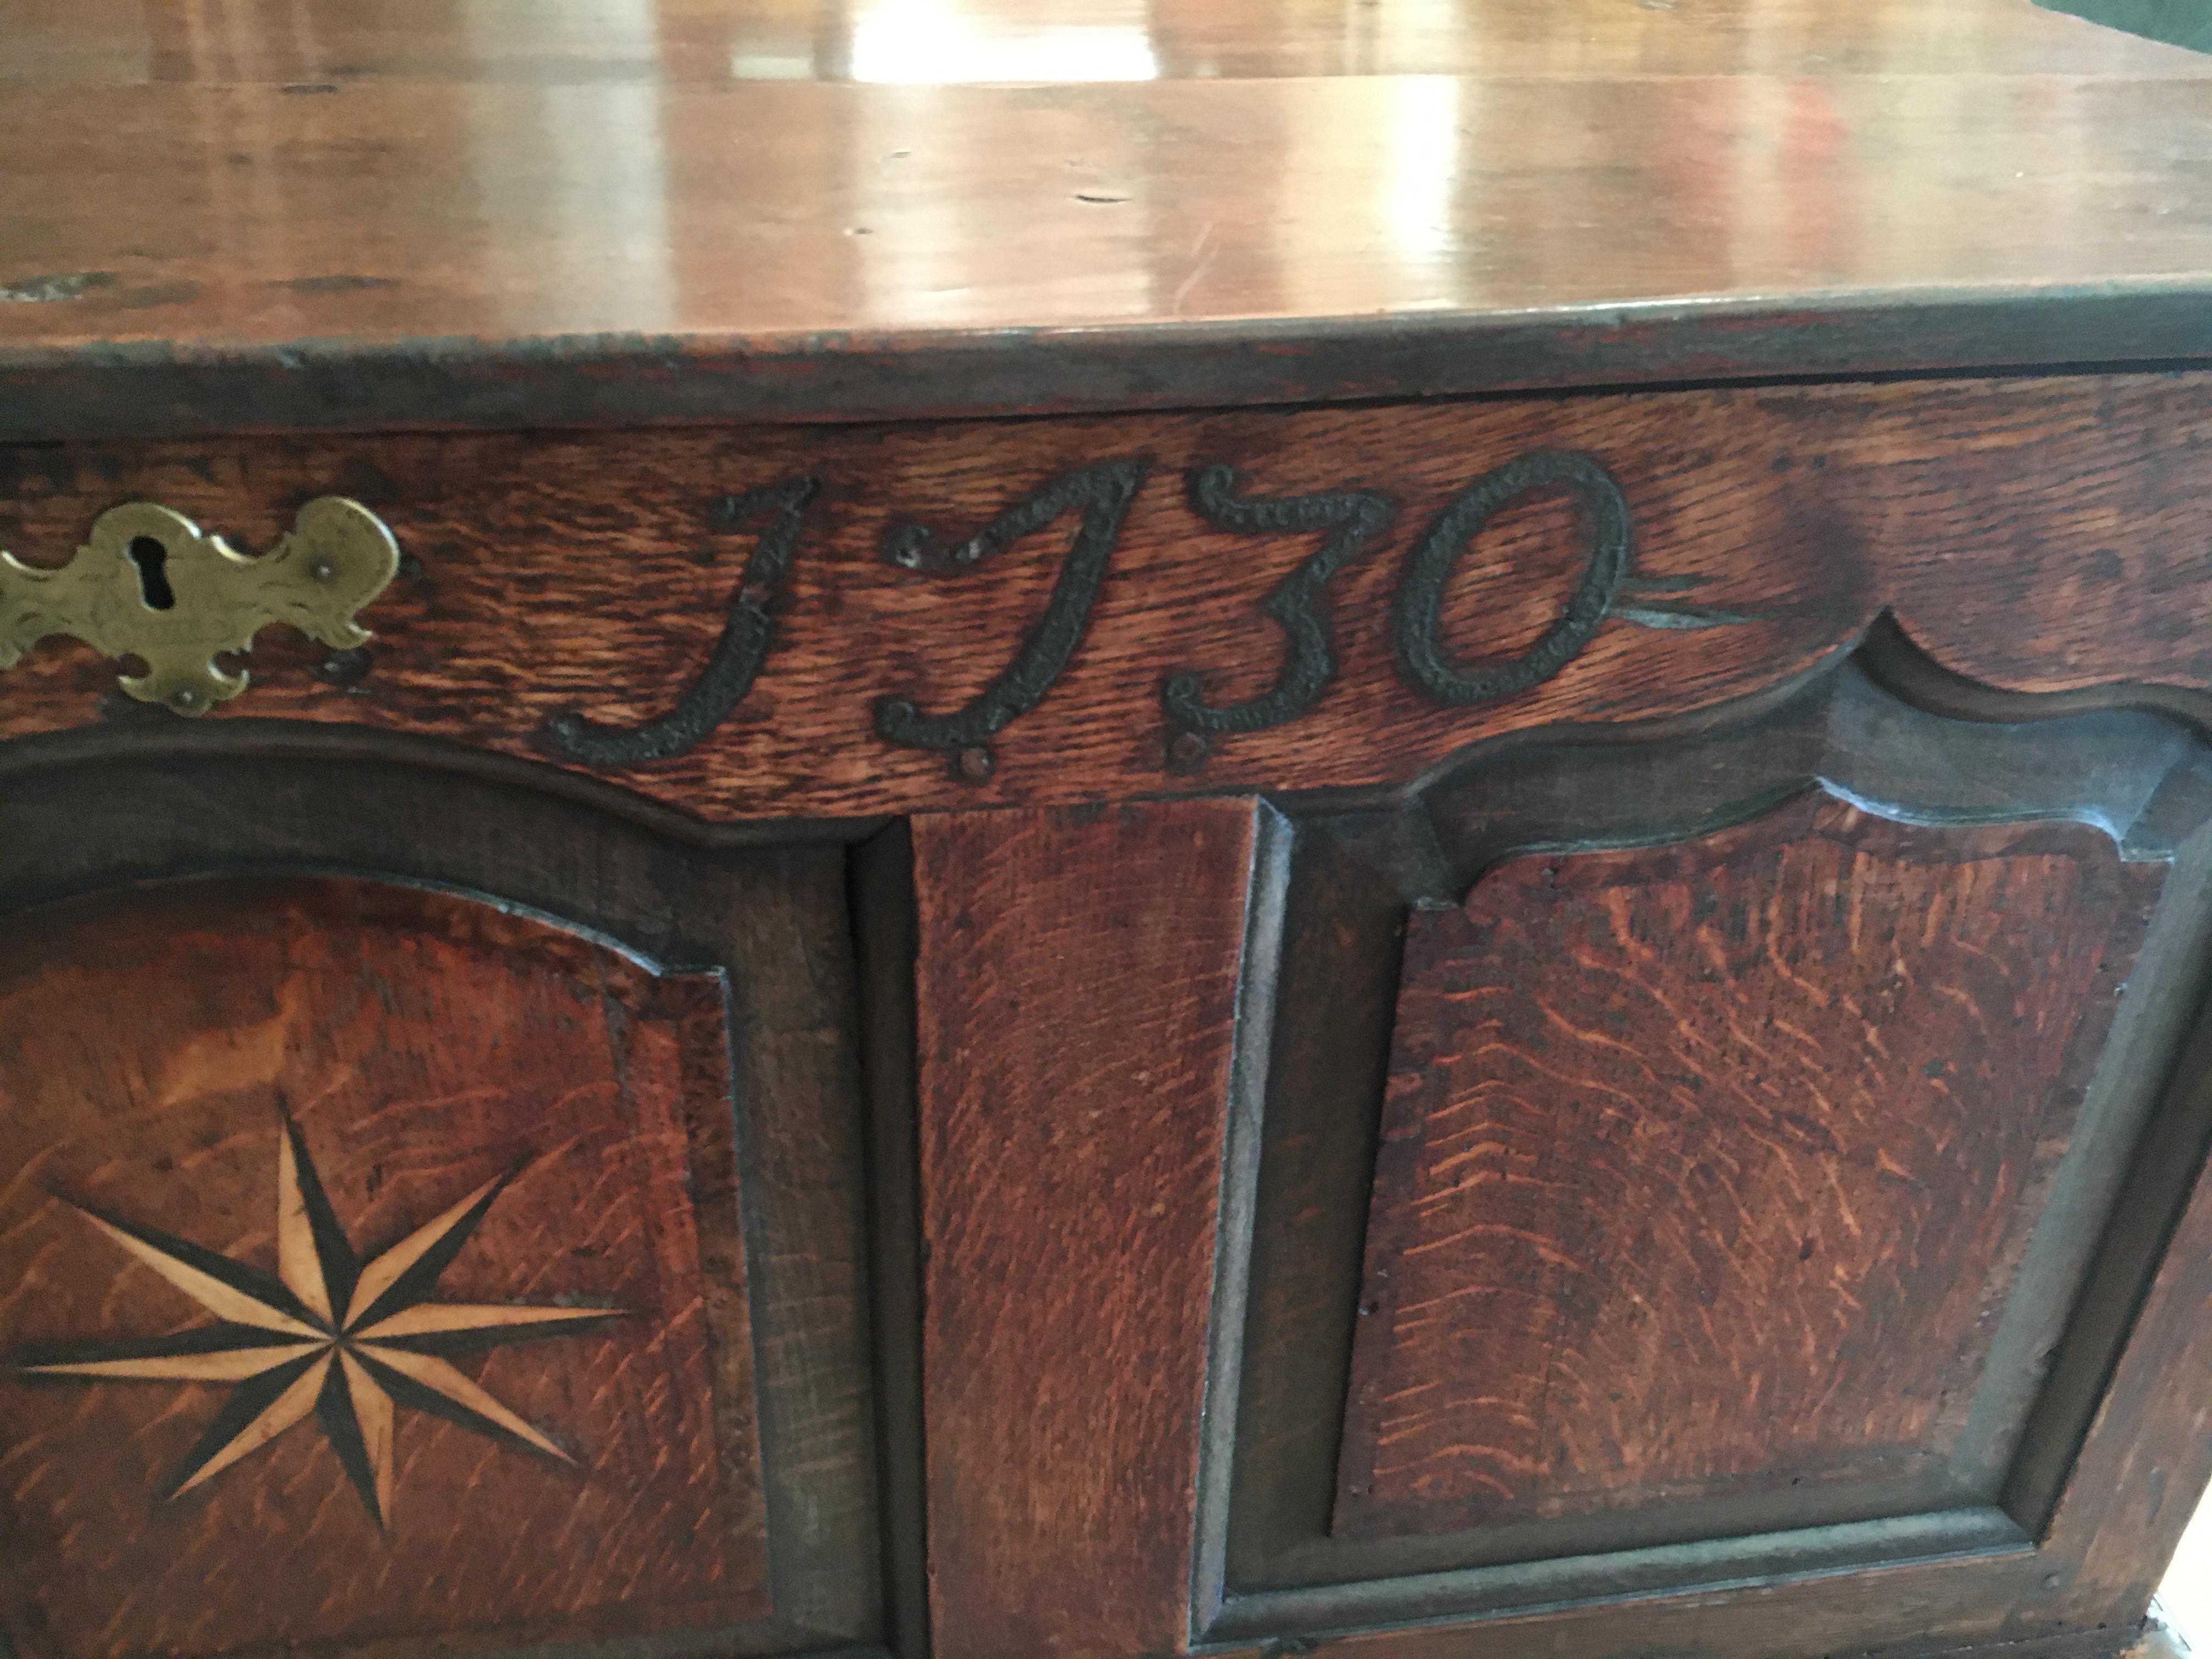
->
{"left": 849, "top": 825, "right": 932, "bottom": 1659}
{"left": 5, "top": 294, "right": 2212, "bottom": 449}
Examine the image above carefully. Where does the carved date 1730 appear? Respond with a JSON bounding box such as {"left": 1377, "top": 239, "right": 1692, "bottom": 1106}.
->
{"left": 537, "top": 448, "right": 1698, "bottom": 774}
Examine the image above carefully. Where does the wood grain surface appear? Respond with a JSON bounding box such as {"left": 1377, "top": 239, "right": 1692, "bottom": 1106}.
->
{"left": 15, "top": 0, "right": 2202, "bottom": 87}
{"left": 1213, "top": 1554, "right": 2138, "bottom": 1659}
{"left": 911, "top": 799, "right": 1267, "bottom": 1659}
{"left": 0, "top": 877, "right": 769, "bottom": 1659}
{"left": 1335, "top": 794, "right": 2163, "bottom": 1538}
{"left": 4, "top": 0, "right": 2212, "bottom": 432}
{"left": 2051, "top": 1084, "right": 2212, "bottom": 1624}
{"left": 6, "top": 373, "right": 2212, "bottom": 822}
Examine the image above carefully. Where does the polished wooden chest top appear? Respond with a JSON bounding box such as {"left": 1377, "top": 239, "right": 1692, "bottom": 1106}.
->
{"left": 4, "top": 6, "right": 2212, "bottom": 1659}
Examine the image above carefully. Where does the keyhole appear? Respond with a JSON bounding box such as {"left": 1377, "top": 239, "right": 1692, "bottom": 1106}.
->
{"left": 127, "top": 535, "right": 177, "bottom": 610}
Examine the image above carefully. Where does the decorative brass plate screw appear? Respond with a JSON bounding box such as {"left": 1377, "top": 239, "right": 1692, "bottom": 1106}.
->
{"left": 0, "top": 498, "right": 400, "bottom": 714}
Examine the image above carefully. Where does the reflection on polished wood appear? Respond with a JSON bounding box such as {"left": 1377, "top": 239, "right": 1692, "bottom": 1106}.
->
{"left": 8, "top": 0, "right": 2203, "bottom": 86}
{"left": 9, "top": 0, "right": 2204, "bottom": 84}
{"left": 3, "top": 0, "right": 2212, "bottom": 433}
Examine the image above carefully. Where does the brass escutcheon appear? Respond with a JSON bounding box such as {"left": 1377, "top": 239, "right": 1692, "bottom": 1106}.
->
{"left": 0, "top": 498, "right": 400, "bottom": 714}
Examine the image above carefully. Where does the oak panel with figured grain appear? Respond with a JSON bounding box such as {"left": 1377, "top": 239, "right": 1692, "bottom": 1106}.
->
{"left": 0, "top": 877, "right": 768, "bottom": 1659}
{"left": 7, "top": 375, "right": 2212, "bottom": 822}
{"left": 1334, "top": 792, "right": 2165, "bottom": 1540}
{"left": 912, "top": 798, "right": 1266, "bottom": 1659}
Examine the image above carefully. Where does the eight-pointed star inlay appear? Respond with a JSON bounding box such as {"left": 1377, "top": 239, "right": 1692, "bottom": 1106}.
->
{"left": 13, "top": 1115, "right": 621, "bottom": 1530}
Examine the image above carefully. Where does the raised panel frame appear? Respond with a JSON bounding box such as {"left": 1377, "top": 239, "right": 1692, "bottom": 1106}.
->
{"left": 1195, "top": 639, "right": 2212, "bottom": 1647}
{"left": 0, "top": 754, "right": 900, "bottom": 1659}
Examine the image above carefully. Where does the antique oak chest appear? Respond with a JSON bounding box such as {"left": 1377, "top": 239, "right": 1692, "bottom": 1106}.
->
{"left": 6, "top": 3, "right": 2212, "bottom": 1658}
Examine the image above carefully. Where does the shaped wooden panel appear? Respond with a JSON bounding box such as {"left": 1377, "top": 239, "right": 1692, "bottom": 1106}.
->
{"left": 1333, "top": 793, "right": 2165, "bottom": 1540}
{"left": 0, "top": 876, "right": 769, "bottom": 1659}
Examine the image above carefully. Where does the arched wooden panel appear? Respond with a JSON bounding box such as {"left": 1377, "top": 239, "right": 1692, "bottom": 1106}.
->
{"left": 1203, "top": 661, "right": 2212, "bottom": 1645}
{"left": 0, "top": 876, "right": 767, "bottom": 1659}
{"left": 1333, "top": 794, "right": 2162, "bottom": 1538}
